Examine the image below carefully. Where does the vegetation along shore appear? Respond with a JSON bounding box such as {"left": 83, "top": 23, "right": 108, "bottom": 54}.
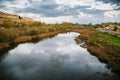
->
{"left": 0, "top": 11, "right": 120, "bottom": 75}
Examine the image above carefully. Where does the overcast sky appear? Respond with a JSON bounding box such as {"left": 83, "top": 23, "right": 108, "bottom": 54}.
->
{"left": 0, "top": 0, "right": 120, "bottom": 24}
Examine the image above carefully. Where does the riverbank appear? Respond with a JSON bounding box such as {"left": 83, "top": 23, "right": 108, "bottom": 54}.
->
{"left": 75, "top": 29, "right": 120, "bottom": 75}
{"left": 0, "top": 30, "right": 62, "bottom": 55}
{"left": 0, "top": 11, "right": 78, "bottom": 51}
{"left": 1, "top": 32, "right": 119, "bottom": 80}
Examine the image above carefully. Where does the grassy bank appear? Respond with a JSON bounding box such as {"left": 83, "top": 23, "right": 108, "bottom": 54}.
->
{"left": 87, "top": 32, "right": 120, "bottom": 74}
{"left": 75, "top": 29, "right": 120, "bottom": 74}
{"left": 0, "top": 30, "right": 62, "bottom": 57}
{"left": 0, "top": 12, "right": 81, "bottom": 50}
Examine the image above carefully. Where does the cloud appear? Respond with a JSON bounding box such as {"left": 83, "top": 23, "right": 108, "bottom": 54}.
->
{"left": 40, "top": 16, "right": 77, "bottom": 23}
{"left": 2, "top": 0, "right": 31, "bottom": 9}
{"left": 78, "top": 12, "right": 92, "bottom": 18}
{"left": 87, "top": 1, "right": 118, "bottom": 10}
{"left": 18, "top": 12, "right": 77, "bottom": 23}
{"left": 56, "top": 0, "right": 94, "bottom": 8}
{"left": 0, "top": 0, "right": 120, "bottom": 24}
{"left": 56, "top": 0, "right": 118, "bottom": 10}
{"left": 96, "top": 0, "right": 120, "bottom": 6}
{"left": 104, "top": 10, "right": 120, "bottom": 18}
{"left": 19, "top": 12, "right": 42, "bottom": 19}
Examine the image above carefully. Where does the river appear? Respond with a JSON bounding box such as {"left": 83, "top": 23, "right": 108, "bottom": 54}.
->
{"left": 0, "top": 32, "right": 119, "bottom": 80}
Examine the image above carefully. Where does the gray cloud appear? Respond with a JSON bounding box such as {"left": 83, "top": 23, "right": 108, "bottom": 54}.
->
{"left": 0, "top": 0, "right": 120, "bottom": 24}
{"left": 97, "top": 0, "right": 120, "bottom": 6}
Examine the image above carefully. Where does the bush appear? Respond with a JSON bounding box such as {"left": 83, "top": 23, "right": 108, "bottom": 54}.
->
{"left": 0, "top": 30, "right": 9, "bottom": 42}
{"left": 30, "top": 30, "right": 37, "bottom": 35}
{"left": 113, "top": 25, "right": 118, "bottom": 31}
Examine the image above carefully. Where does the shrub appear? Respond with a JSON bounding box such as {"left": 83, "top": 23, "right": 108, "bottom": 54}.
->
{"left": 113, "top": 25, "right": 118, "bottom": 31}
{"left": 0, "top": 30, "right": 9, "bottom": 42}
{"left": 29, "top": 30, "right": 38, "bottom": 35}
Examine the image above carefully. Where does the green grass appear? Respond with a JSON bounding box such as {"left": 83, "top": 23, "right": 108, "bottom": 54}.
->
{"left": 88, "top": 32, "right": 120, "bottom": 48}
{"left": 86, "top": 32, "right": 120, "bottom": 74}
{"left": 97, "top": 33, "right": 120, "bottom": 46}
{"left": 95, "top": 33, "right": 120, "bottom": 53}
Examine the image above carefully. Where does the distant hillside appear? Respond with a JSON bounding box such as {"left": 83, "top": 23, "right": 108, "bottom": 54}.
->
{"left": 0, "top": 12, "right": 35, "bottom": 29}
{"left": 0, "top": 11, "right": 33, "bottom": 23}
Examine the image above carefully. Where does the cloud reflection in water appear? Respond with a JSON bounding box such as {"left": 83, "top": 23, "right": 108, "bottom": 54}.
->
{"left": 0, "top": 32, "right": 113, "bottom": 80}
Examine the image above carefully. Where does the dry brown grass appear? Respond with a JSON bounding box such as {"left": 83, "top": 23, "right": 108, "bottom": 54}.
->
{"left": 75, "top": 28, "right": 120, "bottom": 74}
{"left": 12, "top": 30, "right": 61, "bottom": 43}
{"left": 73, "top": 28, "right": 95, "bottom": 40}
{"left": 88, "top": 46, "right": 120, "bottom": 74}
{"left": 37, "top": 31, "right": 61, "bottom": 38}
{"left": 0, "top": 43, "right": 9, "bottom": 49}
{"left": 13, "top": 36, "right": 32, "bottom": 43}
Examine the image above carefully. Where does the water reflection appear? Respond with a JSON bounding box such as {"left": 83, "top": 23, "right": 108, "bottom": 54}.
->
{"left": 0, "top": 32, "right": 118, "bottom": 80}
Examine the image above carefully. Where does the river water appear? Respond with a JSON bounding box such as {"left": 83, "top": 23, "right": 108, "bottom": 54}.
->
{"left": 0, "top": 32, "right": 119, "bottom": 80}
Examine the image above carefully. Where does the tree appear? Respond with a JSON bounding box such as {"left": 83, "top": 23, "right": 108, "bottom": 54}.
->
{"left": 113, "top": 25, "right": 118, "bottom": 31}
{"left": 19, "top": 16, "right": 22, "bottom": 19}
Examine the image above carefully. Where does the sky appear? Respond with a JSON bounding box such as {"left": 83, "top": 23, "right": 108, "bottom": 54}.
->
{"left": 0, "top": 0, "right": 120, "bottom": 24}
